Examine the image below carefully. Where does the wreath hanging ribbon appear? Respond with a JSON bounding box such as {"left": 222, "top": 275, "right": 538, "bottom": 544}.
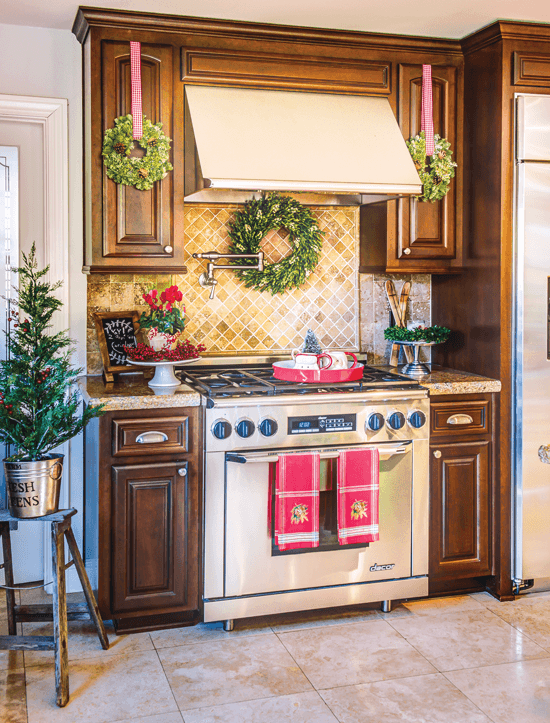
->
{"left": 227, "top": 193, "right": 324, "bottom": 296}
{"left": 102, "top": 41, "right": 173, "bottom": 191}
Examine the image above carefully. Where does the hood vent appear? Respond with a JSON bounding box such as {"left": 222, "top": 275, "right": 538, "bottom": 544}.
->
{"left": 184, "top": 85, "right": 422, "bottom": 205}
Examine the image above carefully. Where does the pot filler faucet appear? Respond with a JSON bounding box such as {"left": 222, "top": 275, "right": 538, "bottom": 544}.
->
{"left": 192, "top": 251, "right": 264, "bottom": 299}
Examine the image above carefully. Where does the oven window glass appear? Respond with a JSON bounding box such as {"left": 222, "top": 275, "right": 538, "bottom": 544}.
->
{"left": 270, "top": 459, "right": 369, "bottom": 555}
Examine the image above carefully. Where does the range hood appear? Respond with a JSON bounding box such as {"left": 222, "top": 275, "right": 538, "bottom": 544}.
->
{"left": 184, "top": 85, "right": 422, "bottom": 204}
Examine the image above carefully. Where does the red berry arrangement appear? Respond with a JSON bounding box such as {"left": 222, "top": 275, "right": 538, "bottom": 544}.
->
{"left": 124, "top": 339, "right": 206, "bottom": 363}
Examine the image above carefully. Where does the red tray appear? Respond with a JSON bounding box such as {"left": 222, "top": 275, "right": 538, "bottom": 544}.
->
{"left": 273, "top": 360, "right": 364, "bottom": 384}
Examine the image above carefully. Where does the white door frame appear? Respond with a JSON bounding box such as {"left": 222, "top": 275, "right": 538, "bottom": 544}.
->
{"left": 0, "top": 95, "right": 71, "bottom": 586}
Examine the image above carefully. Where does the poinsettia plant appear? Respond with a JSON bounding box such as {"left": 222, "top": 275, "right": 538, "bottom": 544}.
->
{"left": 139, "top": 284, "right": 185, "bottom": 335}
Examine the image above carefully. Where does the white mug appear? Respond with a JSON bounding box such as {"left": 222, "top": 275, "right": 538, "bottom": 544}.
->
{"left": 292, "top": 352, "right": 333, "bottom": 370}
{"left": 323, "top": 351, "right": 358, "bottom": 370}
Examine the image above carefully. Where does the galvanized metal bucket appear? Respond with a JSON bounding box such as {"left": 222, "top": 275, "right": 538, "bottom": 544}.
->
{"left": 3, "top": 454, "right": 63, "bottom": 518}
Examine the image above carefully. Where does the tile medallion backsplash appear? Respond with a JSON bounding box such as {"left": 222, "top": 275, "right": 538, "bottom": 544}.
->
{"left": 86, "top": 203, "right": 431, "bottom": 373}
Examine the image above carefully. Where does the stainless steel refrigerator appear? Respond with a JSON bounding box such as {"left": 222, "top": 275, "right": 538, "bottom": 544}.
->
{"left": 514, "top": 94, "right": 550, "bottom": 590}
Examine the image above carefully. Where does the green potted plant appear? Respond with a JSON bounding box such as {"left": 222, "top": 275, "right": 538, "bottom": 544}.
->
{"left": 139, "top": 284, "right": 186, "bottom": 351}
{"left": 0, "top": 245, "right": 104, "bottom": 518}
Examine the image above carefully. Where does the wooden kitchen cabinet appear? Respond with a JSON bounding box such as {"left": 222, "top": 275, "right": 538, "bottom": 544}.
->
{"left": 428, "top": 393, "right": 495, "bottom": 595}
{"left": 84, "top": 406, "right": 201, "bottom": 633}
{"left": 360, "top": 63, "right": 464, "bottom": 274}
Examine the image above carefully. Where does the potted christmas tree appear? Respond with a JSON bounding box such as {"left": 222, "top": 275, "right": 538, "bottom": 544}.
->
{"left": 0, "top": 245, "right": 104, "bottom": 518}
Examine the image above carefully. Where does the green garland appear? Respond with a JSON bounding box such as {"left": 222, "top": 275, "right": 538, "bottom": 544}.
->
{"left": 102, "top": 114, "right": 173, "bottom": 191}
{"left": 384, "top": 325, "right": 451, "bottom": 344}
{"left": 227, "top": 193, "right": 324, "bottom": 295}
{"left": 406, "top": 131, "right": 457, "bottom": 202}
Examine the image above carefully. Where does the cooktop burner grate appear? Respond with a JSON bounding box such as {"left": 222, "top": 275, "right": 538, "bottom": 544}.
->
{"left": 177, "top": 363, "right": 419, "bottom": 399}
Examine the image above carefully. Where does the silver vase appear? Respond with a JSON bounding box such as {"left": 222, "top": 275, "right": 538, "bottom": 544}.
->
{"left": 3, "top": 454, "right": 64, "bottom": 518}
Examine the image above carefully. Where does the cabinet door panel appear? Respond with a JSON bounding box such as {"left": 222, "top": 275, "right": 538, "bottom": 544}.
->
{"left": 395, "top": 64, "right": 458, "bottom": 261}
{"left": 111, "top": 462, "right": 195, "bottom": 614}
{"left": 430, "top": 441, "right": 491, "bottom": 579}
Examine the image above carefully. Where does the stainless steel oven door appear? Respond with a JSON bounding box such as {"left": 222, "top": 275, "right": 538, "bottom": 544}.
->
{"left": 224, "top": 442, "right": 414, "bottom": 597}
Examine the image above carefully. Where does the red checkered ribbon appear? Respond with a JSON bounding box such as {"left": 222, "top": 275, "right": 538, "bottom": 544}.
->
{"left": 130, "top": 41, "right": 143, "bottom": 140}
{"left": 421, "top": 64, "right": 435, "bottom": 156}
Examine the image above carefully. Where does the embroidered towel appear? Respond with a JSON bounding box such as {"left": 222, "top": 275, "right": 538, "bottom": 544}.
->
{"left": 275, "top": 452, "right": 320, "bottom": 550}
{"left": 337, "top": 448, "right": 380, "bottom": 545}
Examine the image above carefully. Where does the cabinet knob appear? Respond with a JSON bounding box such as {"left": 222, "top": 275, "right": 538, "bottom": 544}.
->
{"left": 433, "top": 450, "right": 442, "bottom": 459}
{"left": 403, "top": 248, "right": 411, "bottom": 255}
{"left": 178, "top": 467, "right": 187, "bottom": 476}
{"left": 164, "top": 245, "right": 173, "bottom": 254}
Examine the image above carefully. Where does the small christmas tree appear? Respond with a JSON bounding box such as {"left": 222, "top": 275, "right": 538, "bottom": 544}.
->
{"left": 302, "top": 328, "right": 323, "bottom": 354}
{"left": 0, "top": 245, "right": 104, "bottom": 461}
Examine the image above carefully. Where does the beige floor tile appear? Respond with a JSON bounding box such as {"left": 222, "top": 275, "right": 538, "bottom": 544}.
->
{"left": 158, "top": 634, "right": 312, "bottom": 712}
{"left": 388, "top": 608, "right": 548, "bottom": 672}
{"left": 320, "top": 673, "right": 492, "bottom": 723}
{"left": 0, "top": 668, "right": 27, "bottom": 723}
{"left": 23, "top": 620, "right": 153, "bottom": 666}
{"left": 447, "top": 657, "right": 550, "bottom": 723}
{"left": 479, "top": 597, "right": 550, "bottom": 650}
{"left": 267, "top": 604, "right": 381, "bottom": 633}
{"left": 181, "top": 691, "right": 338, "bottom": 722}
{"left": 115, "top": 714, "right": 184, "bottom": 723}
{"left": 277, "top": 618, "right": 436, "bottom": 689}
{"left": 0, "top": 649, "right": 24, "bottom": 672}
{"left": 386, "top": 594, "right": 487, "bottom": 617}
{"left": 151, "top": 620, "right": 273, "bottom": 650}
{"left": 25, "top": 650, "right": 178, "bottom": 723}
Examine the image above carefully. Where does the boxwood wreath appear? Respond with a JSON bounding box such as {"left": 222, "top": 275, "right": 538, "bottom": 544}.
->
{"left": 406, "top": 131, "right": 457, "bottom": 202}
{"left": 384, "top": 324, "right": 451, "bottom": 344}
{"left": 102, "top": 114, "right": 173, "bottom": 191}
{"left": 227, "top": 193, "right": 324, "bottom": 295}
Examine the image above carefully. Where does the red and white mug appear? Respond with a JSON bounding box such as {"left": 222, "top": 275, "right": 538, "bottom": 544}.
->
{"left": 291, "top": 350, "right": 333, "bottom": 370}
{"left": 323, "top": 351, "right": 358, "bottom": 370}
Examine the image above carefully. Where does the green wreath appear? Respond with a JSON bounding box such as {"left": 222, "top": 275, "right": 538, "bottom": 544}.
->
{"left": 102, "top": 114, "right": 173, "bottom": 191}
{"left": 406, "top": 131, "right": 457, "bottom": 202}
{"left": 227, "top": 193, "right": 324, "bottom": 295}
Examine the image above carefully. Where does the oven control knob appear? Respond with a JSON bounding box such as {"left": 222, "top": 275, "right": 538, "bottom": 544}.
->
{"left": 236, "top": 418, "right": 255, "bottom": 438}
{"left": 259, "top": 418, "right": 278, "bottom": 437}
{"left": 387, "top": 411, "right": 406, "bottom": 430}
{"left": 212, "top": 419, "right": 232, "bottom": 440}
{"left": 408, "top": 410, "right": 427, "bottom": 429}
{"left": 366, "top": 413, "right": 385, "bottom": 432}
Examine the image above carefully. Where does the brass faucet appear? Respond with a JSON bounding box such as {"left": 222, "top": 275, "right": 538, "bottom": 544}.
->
{"left": 192, "top": 251, "right": 265, "bottom": 299}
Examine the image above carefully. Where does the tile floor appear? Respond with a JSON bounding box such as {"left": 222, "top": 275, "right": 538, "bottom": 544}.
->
{"left": 3, "top": 587, "right": 550, "bottom": 722}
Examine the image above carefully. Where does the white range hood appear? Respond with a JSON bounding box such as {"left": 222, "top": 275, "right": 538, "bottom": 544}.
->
{"left": 184, "top": 85, "right": 422, "bottom": 204}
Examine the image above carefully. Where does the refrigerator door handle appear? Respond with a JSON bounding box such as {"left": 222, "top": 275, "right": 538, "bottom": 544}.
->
{"left": 538, "top": 445, "right": 550, "bottom": 464}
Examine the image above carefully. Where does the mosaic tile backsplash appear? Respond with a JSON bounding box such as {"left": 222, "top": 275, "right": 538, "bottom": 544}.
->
{"left": 86, "top": 204, "right": 431, "bottom": 373}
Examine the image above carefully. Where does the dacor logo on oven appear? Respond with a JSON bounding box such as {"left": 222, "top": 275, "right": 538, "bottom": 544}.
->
{"left": 369, "top": 563, "right": 395, "bottom": 572}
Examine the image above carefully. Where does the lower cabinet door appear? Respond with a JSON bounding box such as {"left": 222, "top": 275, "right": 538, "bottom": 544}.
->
{"left": 111, "top": 461, "right": 196, "bottom": 614}
{"left": 430, "top": 440, "right": 491, "bottom": 580}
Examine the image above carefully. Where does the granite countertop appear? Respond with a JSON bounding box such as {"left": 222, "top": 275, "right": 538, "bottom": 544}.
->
{"left": 77, "top": 374, "right": 202, "bottom": 411}
{"left": 378, "top": 365, "right": 502, "bottom": 395}
{"left": 78, "top": 365, "right": 501, "bottom": 411}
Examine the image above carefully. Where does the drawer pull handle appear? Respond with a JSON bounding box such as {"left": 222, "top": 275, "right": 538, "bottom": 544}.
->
{"left": 136, "top": 431, "right": 168, "bottom": 444}
{"left": 433, "top": 450, "right": 442, "bottom": 459}
{"left": 447, "top": 414, "right": 474, "bottom": 425}
{"left": 178, "top": 467, "right": 187, "bottom": 476}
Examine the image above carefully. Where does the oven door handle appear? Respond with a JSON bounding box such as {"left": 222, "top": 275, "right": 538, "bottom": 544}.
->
{"left": 227, "top": 445, "right": 409, "bottom": 465}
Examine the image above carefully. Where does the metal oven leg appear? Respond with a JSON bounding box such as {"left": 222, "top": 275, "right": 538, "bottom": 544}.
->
{"left": 223, "top": 620, "right": 234, "bottom": 632}
{"left": 381, "top": 600, "right": 392, "bottom": 613}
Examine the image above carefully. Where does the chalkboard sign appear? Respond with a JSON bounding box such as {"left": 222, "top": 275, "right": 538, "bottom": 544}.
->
{"left": 93, "top": 311, "right": 140, "bottom": 383}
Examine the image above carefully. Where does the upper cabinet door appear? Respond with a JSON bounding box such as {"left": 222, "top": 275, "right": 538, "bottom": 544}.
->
{"left": 389, "top": 64, "right": 461, "bottom": 270}
{"left": 86, "top": 40, "right": 185, "bottom": 273}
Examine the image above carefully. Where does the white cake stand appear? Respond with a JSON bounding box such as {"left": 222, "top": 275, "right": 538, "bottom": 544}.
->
{"left": 128, "top": 357, "right": 201, "bottom": 394}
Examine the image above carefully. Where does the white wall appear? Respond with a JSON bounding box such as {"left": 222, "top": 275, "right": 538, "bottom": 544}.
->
{"left": 0, "top": 23, "right": 86, "bottom": 574}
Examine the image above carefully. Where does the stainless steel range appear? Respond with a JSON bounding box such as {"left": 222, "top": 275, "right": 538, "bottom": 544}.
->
{"left": 180, "top": 362, "right": 429, "bottom": 630}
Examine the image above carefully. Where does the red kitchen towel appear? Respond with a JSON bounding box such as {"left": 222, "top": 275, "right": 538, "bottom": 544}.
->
{"left": 337, "top": 448, "right": 380, "bottom": 545}
{"left": 421, "top": 64, "right": 435, "bottom": 156}
{"left": 130, "top": 41, "right": 143, "bottom": 139}
{"left": 275, "top": 452, "right": 320, "bottom": 550}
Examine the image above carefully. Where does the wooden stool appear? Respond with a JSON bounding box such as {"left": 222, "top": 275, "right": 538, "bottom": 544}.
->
{"left": 0, "top": 508, "right": 109, "bottom": 707}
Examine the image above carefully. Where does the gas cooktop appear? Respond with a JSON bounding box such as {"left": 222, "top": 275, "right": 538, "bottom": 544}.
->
{"left": 178, "top": 362, "right": 419, "bottom": 400}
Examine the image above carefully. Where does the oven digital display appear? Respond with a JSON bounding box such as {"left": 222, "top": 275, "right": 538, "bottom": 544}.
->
{"left": 288, "top": 413, "right": 356, "bottom": 434}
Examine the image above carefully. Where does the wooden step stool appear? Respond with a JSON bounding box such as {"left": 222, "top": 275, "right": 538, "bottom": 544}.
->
{"left": 0, "top": 508, "right": 109, "bottom": 707}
